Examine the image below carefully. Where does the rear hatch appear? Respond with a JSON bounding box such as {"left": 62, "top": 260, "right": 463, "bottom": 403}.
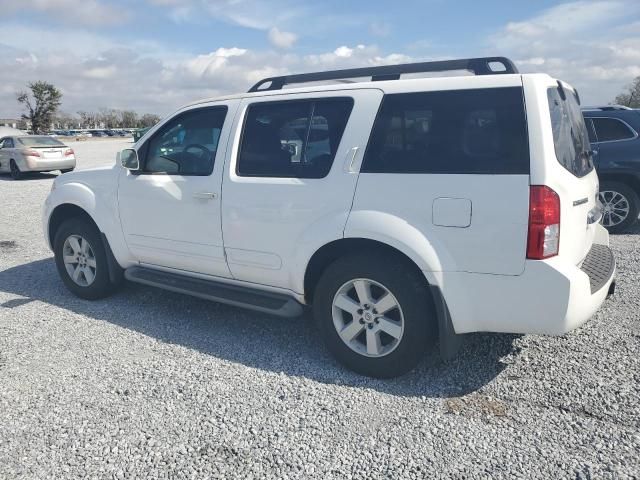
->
{"left": 538, "top": 80, "right": 599, "bottom": 265}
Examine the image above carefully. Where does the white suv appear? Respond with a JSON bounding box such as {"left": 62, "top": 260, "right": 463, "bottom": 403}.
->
{"left": 42, "top": 57, "right": 616, "bottom": 378}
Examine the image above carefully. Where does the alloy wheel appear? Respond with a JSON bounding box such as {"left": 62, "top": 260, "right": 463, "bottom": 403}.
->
{"left": 331, "top": 278, "right": 404, "bottom": 358}
{"left": 599, "top": 190, "right": 630, "bottom": 228}
{"left": 62, "top": 234, "right": 97, "bottom": 287}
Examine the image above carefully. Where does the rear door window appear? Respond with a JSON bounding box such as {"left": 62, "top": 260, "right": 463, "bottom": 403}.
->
{"left": 361, "top": 87, "right": 529, "bottom": 174}
{"left": 547, "top": 87, "right": 594, "bottom": 177}
{"left": 237, "top": 98, "right": 353, "bottom": 178}
{"left": 591, "top": 117, "right": 636, "bottom": 142}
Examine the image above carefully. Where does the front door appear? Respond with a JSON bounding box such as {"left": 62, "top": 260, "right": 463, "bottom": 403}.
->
{"left": 117, "top": 101, "right": 238, "bottom": 277}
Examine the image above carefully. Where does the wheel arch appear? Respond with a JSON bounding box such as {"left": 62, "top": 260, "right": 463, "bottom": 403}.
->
{"left": 48, "top": 203, "right": 100, "bottom": 248}
{"left": 598, "top": 172, "right": 640, "bottom": 195}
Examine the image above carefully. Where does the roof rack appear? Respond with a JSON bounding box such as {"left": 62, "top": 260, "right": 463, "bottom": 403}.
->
{"left": 581, "top": 105, "right": 633, "bottom": 111}
{"left": 248, "top": 56, "right": 518, "bottom": 93}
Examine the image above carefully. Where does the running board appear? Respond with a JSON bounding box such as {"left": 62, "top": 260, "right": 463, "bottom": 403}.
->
{"left": 124, "top": 267, "right": 303, "bottom": 318}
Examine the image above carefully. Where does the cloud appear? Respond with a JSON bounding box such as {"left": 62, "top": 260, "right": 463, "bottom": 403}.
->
{"left": 0, "top": 0, "right": 128, "bottom": 26}
{"left": 268, "top": 27, "right": 297, "bottom": 49}
{"left": 0, "top": 31, "right": 414, "bottom": 119}
{"left": 489, "top": 0, "right": 640, "bottom": 104}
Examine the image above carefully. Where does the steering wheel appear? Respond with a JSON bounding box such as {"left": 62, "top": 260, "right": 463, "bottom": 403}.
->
{"left": 183, "top": 144, "right": 211, "bottom": 158}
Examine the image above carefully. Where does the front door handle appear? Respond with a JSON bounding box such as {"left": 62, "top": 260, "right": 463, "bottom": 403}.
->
{"left": 193, "top": 192, "right": 218, "bottom": 200}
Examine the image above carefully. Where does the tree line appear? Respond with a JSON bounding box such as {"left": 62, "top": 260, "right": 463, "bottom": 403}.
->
{"left": 16, "top": 81, "right": 161, "bottom": 134}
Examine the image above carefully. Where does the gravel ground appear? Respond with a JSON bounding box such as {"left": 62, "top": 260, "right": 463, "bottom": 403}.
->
{"left": 0, "top": 139, "right": 639, "bottom": 479}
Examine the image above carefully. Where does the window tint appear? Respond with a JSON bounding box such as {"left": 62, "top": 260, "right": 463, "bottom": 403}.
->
{"left": 584, "top": 118, "right": 597, "bottom": 143}
{"left": 237, "top": 98, "right": 353, "bottom": 178}
{"left": 591, "top": 117, "right": 636, "bottom": 142}
{"left": 361, "top": 87, "right": 529, "bottom": 174}
{"left": 4, "top": 138, "right": 14, "bottom": 148}
{"left": 143, "top": 106, "right": 227, "bottom": 175}
{"left": 547, "top": 87, "right": 593, "bottom": 177}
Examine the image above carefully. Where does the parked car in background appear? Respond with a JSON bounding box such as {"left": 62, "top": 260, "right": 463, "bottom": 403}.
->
{"left": 0, "top": 135, "right": 75, "bottom": 179}
{"left": 43, "top": 57, "right": 615, "bottom": 378}
{"left": 582, "top": 106, "right": 640, "bottom": 232}
{"left": 132, "top": 127, "right": 151, "bottom": 142}
{"left": 91, "top": 131, "right": 107, "bottom": 138}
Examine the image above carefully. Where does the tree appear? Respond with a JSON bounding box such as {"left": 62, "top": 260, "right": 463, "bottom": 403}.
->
{"left": 139, "top": 113, "right": 161, "bottom": 128}
{"left": 614, "top": 76, "right": 640, "bottom": 108}
{"left": 120, "top": 110, "right": 138, "bottom": 128}
{"left": 17, "top": 81, "right": 63, "bottom": 134}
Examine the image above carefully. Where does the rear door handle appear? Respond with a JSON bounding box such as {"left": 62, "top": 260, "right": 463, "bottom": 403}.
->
{"left": 193, "top": 192, "right": 218, "bottom": 200}
{"left": 343, "top": 147, "right": 360, "bottom": 173}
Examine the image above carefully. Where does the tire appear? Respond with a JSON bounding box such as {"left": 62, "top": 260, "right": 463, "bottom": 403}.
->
{"left": 599, "top": 181, "right": 640, "bottom": 234}
{"left": 53, "top": 217, "right": 119, "bottom": 300}
{"left": 10, "top": 160, "right": 23, "bottom": 180}
{"left": 313, "top": 251, "right": 436, "bottom": 378}
{"left": 60, "top": 168, "right": 74, "bottom": 174}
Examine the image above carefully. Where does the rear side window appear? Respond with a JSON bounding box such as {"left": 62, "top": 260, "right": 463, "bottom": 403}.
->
{"left": 237, "top": 98, "right": 354, "bottom": 178}
{"left": 591, "top": 117, "right": 636, "bottom": 142}
{"left": 547, "top": 87, "right": 593, "bottom": 177}
{"left": 361, "top": 87, "right": 529, "bottom": 174}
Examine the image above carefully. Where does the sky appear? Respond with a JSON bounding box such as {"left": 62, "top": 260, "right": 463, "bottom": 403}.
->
{"left": 0, "top": 0, "right": 639, "bottom": 119}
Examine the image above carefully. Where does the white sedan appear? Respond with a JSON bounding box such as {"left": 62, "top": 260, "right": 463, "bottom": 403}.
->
{"left": 0, "top": 135, "right": 76, "bottom": 180}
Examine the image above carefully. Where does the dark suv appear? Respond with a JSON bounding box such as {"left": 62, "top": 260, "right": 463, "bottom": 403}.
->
{"left": 582, "top": 106, "right": 640, "bottom": 232}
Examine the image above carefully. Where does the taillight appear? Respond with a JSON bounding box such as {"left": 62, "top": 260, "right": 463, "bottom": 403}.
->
{"left": 24, "top": 149, "right": 41, "bottom": 157}
{"left": 527, "top": 185, "right": 560, "bottom": 260}
{"left": 64, "top": 148, "right": 74, "bottom": 157}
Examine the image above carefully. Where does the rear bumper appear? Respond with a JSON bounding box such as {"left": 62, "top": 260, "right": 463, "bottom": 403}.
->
{"left": 24, "top": 157, "right": 76, "bottom": 172}
{"left": 439, "top": 224, "right": 616, "bottom": 335}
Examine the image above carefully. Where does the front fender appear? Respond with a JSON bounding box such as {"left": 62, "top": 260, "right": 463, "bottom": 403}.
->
{"left": 43, "top": 179, "right": 133, "bottom": 267}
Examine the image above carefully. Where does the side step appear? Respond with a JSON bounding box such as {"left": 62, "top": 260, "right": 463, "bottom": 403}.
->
{"left": 124, "top": 266, "right": 304, "bottom": 318}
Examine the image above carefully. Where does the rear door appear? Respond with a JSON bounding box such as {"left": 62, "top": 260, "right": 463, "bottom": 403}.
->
{"left": 589, "top": 115, "right": 639, "bottom": 171}
{"left": 349, "top": 81, "right": 531, "bottom": 275}
{"left": 221, "top": 89, "right": 382, "bottom": 291}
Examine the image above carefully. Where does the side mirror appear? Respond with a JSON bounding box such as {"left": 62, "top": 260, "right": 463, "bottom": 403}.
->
{"left": 120, "top": 148, "right": 139, "bottom": 170}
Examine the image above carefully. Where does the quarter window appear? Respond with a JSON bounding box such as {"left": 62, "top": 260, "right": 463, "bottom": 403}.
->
{"left": 142, "top": 106, "right": 227, "bottom": 175}
{"left": 361, "top": 87, "right": 530, "bottom": 174}
{"left": 591, "top": 117, "right": 636, "bottom": 142}
{"left": 237, "top": 98, "right": 354, "bottom": 178}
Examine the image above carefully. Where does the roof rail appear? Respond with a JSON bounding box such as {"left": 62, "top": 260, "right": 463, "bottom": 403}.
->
{"left": 248, "top": 56, "right": 518, "bottom": 93}
{"left": 581, "top": 105, "right": 633, "bottom": 111}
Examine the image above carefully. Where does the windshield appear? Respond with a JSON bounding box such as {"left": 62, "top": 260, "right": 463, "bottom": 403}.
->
{"left": 547, "top": 86, "right": 594, "bottom": 178}
{"left": 17, "top": 136, "right": 65, "bottom": 147}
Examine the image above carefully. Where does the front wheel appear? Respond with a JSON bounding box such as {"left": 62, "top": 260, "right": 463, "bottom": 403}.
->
{"left": 599, "top": 181, "right": 640, "bottom": 233}
{"left": 313, "top": 252, "right": 436, "bottom": 378}
{"left": 53, "top": 218, "right": 120, "bottom": 299}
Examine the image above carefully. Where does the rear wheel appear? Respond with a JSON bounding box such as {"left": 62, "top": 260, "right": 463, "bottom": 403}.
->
{"left": 599, "top": 181, "right": 639, "bottom": 233}
{"left": 53, "top": 218, "right": 120, "bottom": 299}
{"left": 313, "top": 252, "right": 435, "bottom": 378}
{"left": 10, "top": 160, "right": 23, "bottom": 180}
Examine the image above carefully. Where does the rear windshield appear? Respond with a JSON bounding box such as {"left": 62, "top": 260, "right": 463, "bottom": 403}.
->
{"left": 17, "top": 136, "right": 65, "bottom": 147}
{"left": 547, "top": 87, "right": 593, "bottom": 177}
